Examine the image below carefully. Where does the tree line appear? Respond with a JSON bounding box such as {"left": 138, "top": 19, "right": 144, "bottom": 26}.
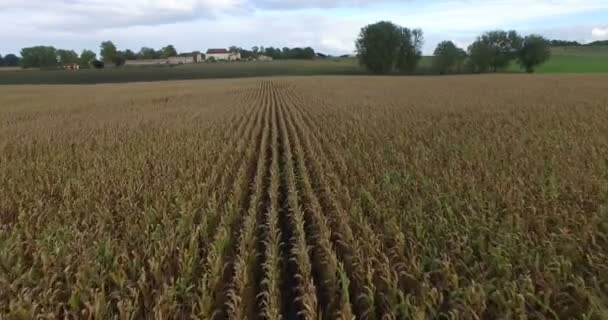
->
{"left": 13, "top": 42, "right": 181, "bottom": 69}
{"left": 356, "top": 21, "right": 553, "bottom": 74}
{"left": 212, "top": 46, "right": 316, "bottom": 60}
{"left": 0, "top": 53, "right": 21, "bottom": 67}
{"left": 5, "top": 41, "right": 318, "bottom": 69}
{"left": 17, "top": 46, "right": 98, "bottom": 69}
{"left": 99, "top": 41, "right": 181, "bottom": 66}
{"left": 549, "top": 39, "right": 608, "bottom": 47}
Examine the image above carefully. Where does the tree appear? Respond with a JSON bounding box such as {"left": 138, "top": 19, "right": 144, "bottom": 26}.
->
{"left": 3, "top": 54, "right": 20, "bottom": 67}
{"left": 455, "top": 48, "right": 467, "bottom": 72}
{"left": 550, "top": 39, "right": 580, "bottom": 47}
{"left": 0, "top": 54, "right": 3, "bottom": 66}
{"left": 518, "top": 35, "right": 551, "bottom": 73}
{"left": 252, "top": 46, "right": 259, "bottom": 54}
{"left": 57, "top": 49, "right": 79, "bottom": 65}
{"left": 588, "top": 40, "right": 608, "bottom": 46}
{"left": 467, "top": 30, "right": 523, "bottom": 73}
{"left": 433, "top": 41, "right": 466, "bottom": 74}
{"left": 90, "top": 60, "right": 104, "bottom": 69}
{"left": 113, "top": 51, "right": 126, "bottom": 67}
{"left": 235, "top": 47, "right": 255, "bottom": 60}
{"left": 467, "top": 40, "right": 493, "bottom": 73}
{"left": 160, "top": 45, "right": 177, "bottom": 58}
{"left": 356, "top": 21, "right": 403, "bottom": 74}
{"left": 303, "top": 47, "right": 316, "bottom": 59}
{"left": 100, "top": 41, "right": 118, "bottom": 63}
{"left": 483, "top": 30, "right": 522, "bottom": 71}
{"left": 396, "top": 28, "right": 423, "bottom": 73}
{"left": 356, "top": 21, "right": 423, "bottom": 74}
{"left": 79, "top": 50, "right": 96, "bottom": 68}
{"left": 20, "top": 46, "right": 58, "bottom": 68}
{"left": 256, "top": 46, "right": 316, "bottom": 60}
{"left": 264, "top": 47, "right": 282, "bottom": 59}
{"left": 137, "top": 47, "right": 158, "bottom": 59}
{"left": 123, "top": 49, "right": 137, "bottom": 60}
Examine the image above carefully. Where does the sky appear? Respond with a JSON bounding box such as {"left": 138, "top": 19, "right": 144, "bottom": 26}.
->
{"left": 1, "top": 0, "right": 608, "bottom": 56}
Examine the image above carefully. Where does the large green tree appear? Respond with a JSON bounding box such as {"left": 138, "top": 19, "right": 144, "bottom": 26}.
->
{"left": 160, "top": 45, "right": 177, "bottom": 58}
{"left": 80, "top": 49, "right": 97, "bottom": 68}
{"left": 396, "top": 28, "right": 424, "bottom": 73}
{"left": 123, "top": 49, "right": 137, "bottom": 60}
{"left": 356, "top": 21, "right": 423, "bottom": 74}
{"left": 20, "top": 46, "right": 58, "bottom": 68}
{"left": 259, "top": 46, "right": 316, "bottom": 60}
{"left": 356, "top": 21, "right": 402, "bottom": 74}
{"left": 518, "top": 35, "right": 551, "bottom": 73}
{"left": 100, "top": 41, "right": 118, "bottom": 63}
{"left": 113, "top": 51, "right": 126, "bottom": 67}
{"left": 57, "top": 49, "right": 79, "bottom": 64}
{"left": 471, "top": 30, "right": 523, "bottom": 72}
{"left": 486, "top": 30, "right": 522, "bottom": 71}
{"left": 433, "top": 41, "right": 466, "bottom": 74}
{"left": 467, "top": 39, "right": 493, "bottom": 73}
{"left": 137, "top": 47, "right": 159, "bottom": 59}
{"left": 2, "top": 54, "right": 20, "bottom": 66}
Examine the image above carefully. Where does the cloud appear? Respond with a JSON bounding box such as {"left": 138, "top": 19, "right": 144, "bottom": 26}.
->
{"left": 381, "top": 0, "right": 608, "bottom": 33}
{"left": 250, "top": 0, "right": 389, "bottom": 10}
{"left": 3, "top": 0, "right": 608, "bottom": 31}
{"left": 0, "top": 0, "right": 247, "bottom": 29}
{"left": 591, "top": 27, "right": 608, "bottom": 39}
{"left": 2, "top": 0, "right": 608, "bottom": 55}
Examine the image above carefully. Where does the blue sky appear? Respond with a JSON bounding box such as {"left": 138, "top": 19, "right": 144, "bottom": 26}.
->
{"left": 1, "top": 0, "right": 607, "bottom": 56}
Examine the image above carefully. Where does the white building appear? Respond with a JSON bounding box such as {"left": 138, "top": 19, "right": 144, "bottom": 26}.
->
{"left": 256, "top": 55, "right": 273, "bottom": 61}
{"left": 168, "top": 56, "right": 195, "bottom": 65}
{"left": 125, "top": 52, "right": 204, "bottom": 66}
{"left": 206, "top": 49, "right": 241, "bottom": 61}
{"left": 125, "top": 59, "right": 166, "bottom": 66}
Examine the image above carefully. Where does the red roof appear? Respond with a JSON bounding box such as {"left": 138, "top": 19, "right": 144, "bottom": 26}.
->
{"left": 206, "top": 49, "right": 229, "bottom": 54}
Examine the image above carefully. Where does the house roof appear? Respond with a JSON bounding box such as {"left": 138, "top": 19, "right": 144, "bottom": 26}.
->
{"left": 206, "top": 49, "right": 229, "bottom": 54}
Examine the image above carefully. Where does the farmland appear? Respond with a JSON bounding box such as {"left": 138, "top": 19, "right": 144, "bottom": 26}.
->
{"left": 0, "top": 59, "right": 366, "bottom": 85}
{"left": 1, "top": 46, "right": 607, "bottom": 85}
{"left": 510, "top": 46, "right": 608, "bottom": 73}
{"left": 1, "top": 75, "right": 608, "bottom": 319}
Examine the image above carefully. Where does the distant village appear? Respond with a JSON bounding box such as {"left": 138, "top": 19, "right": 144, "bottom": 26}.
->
{"left": 4, "top": 43, "right": 347, "bottom": 70}
{"left": 123, "top": 49, "right": 273, "bottom": 67}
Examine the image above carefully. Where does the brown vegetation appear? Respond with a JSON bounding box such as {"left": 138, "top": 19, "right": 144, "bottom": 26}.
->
{"left": 1, "top": 75, "right": 607, "bottom": 319}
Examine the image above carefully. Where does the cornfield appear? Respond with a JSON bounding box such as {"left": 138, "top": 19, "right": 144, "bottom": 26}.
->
{"left": 1, "top": 75, "right": 607, "bottom": 319}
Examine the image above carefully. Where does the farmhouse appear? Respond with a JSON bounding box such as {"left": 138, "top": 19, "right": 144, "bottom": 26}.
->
{"left": 124, "top": 59, "right": 166, "bottom": 66}
{"left": 168, "top": 56, "right": 198, "bottom": 65}
{"left": 124, "top": 52, "right": 204, "bottom": 66}
{"left": 63, "top": 63, "right": 80, "bottom": 70}
{"left": 256, "top": 55, "right": 273, "bottom": 61}
{"left": 175, "top": 51, "right": 203, "bottom": 63}
{"left": 206, "top": 49, "right": 241, "bottom": 61}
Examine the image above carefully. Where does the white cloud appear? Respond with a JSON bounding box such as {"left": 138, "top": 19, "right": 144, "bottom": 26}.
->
{"left": 1, "top": 0, "right": 608, "bottom": 55}
{"left": 251, "top": 0, "right": 390, "bottom": 10}
{"left": 0, "top": 0, "right": 247, "bottom": 29}
{"left": 591, "top": 27, "right": 608, "bottom": 39}
{"left": 378, "top": 0, "right": 608, "bottom": 33}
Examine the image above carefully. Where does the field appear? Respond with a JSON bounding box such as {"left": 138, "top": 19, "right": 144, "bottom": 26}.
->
{"left": 1, "top": 75, "right": 608, "bottom": 319}
{"left": 0, "top": 47, "right": 607, "bottom": 85}
{"left": 511, "top": 46, "right": 608, "bottom": 73}
{"left": 0, "top": 59, "right": 365, "bottom": 85}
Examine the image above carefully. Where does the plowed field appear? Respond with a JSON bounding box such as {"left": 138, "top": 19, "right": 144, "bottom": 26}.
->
{"left": 1, "top": 75, "right": 608, "bottom": 319}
